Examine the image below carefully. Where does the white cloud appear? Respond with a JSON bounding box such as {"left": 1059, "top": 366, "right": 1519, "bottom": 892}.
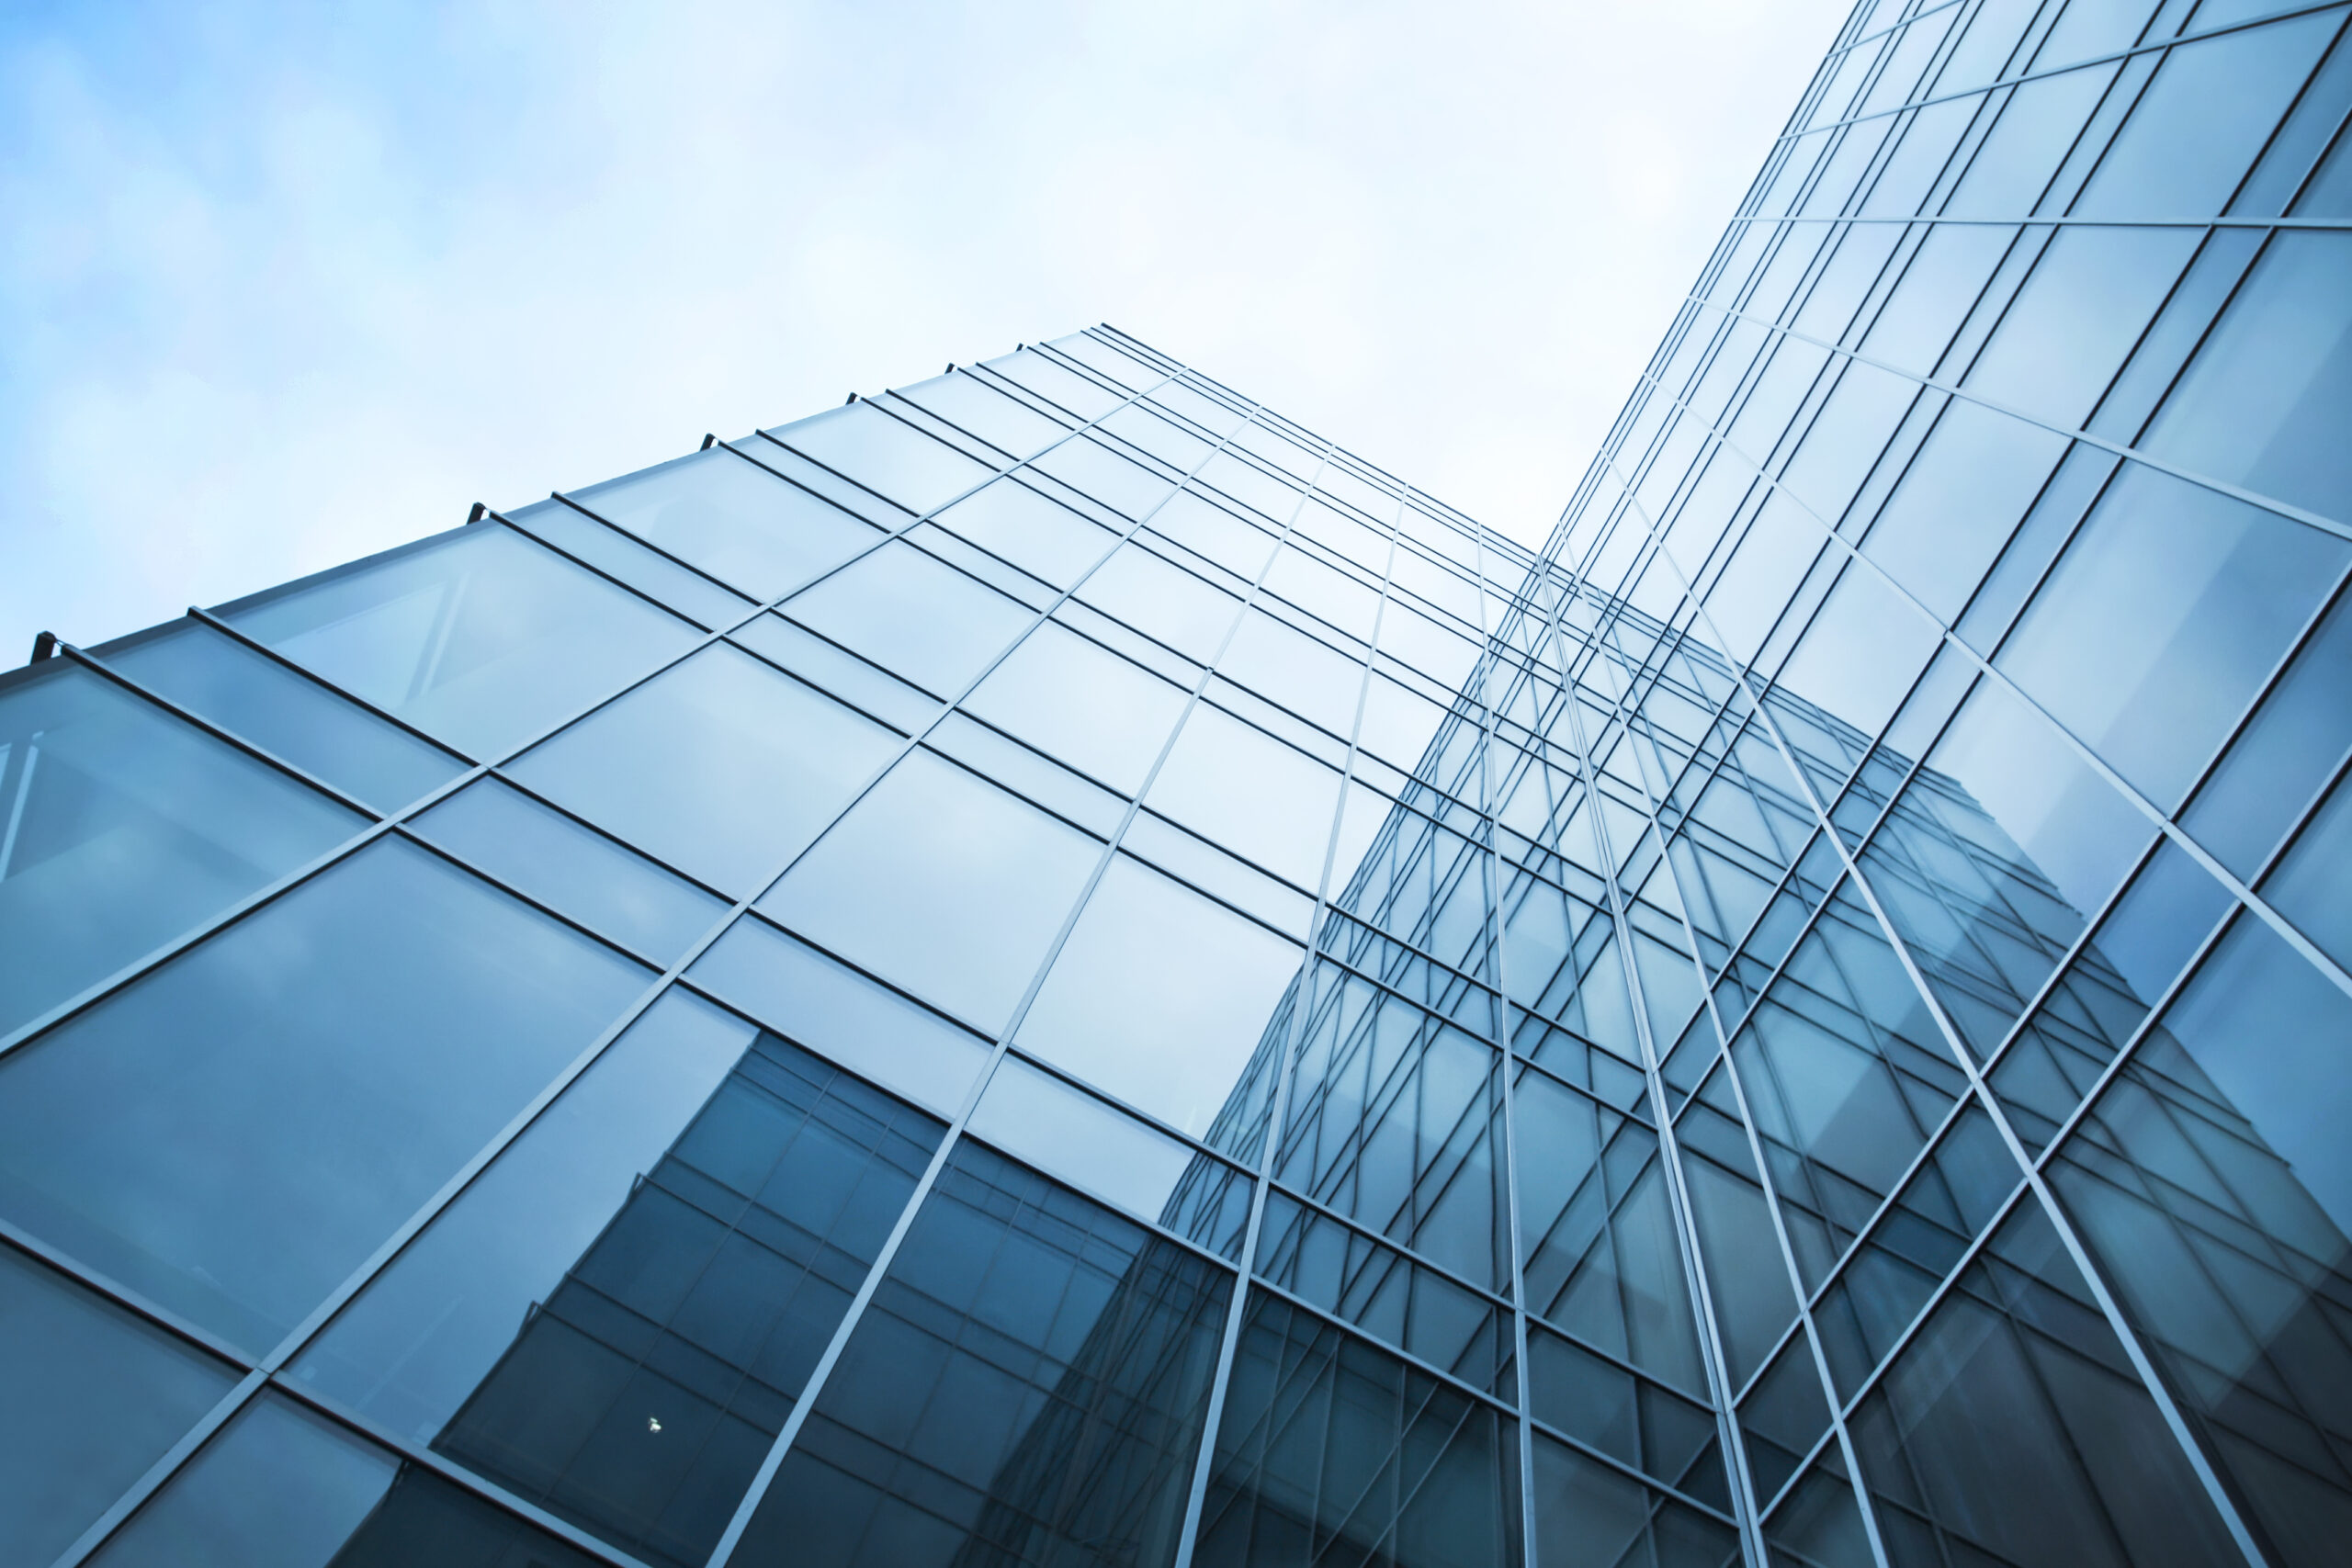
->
{"left": 0, "top": 0, "right": 1849, "bottom": 652}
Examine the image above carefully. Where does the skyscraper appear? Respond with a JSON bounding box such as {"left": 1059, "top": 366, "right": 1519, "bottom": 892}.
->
{"left": 2, "top": 0, "right": 2346, "bottom": 1564}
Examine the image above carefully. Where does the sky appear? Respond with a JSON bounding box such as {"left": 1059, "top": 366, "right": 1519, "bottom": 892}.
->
{"left": 2, "top": 0, "right": 1850, "bottom": 655}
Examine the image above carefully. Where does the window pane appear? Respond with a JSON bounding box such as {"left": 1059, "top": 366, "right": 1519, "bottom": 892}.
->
{"left": 301, "top": 990, "right": 946, "bottom": 1566}
{"left": 511, "top": 643, "right": 899, "bottom": 897}
{"left": 733, "top": 1140, "right": 1231, "bottom": 1568}
{"left": 964, "top": 622, "right": 1190, "bottom": 794}
{"left": 785, "top": 542, "right": 1035, "bottom": 699}
{"left": 93, "top": 1393, "right": 601, "bottom": 1568}
{"left": 0, "top": 660, "right": 362, "bottom": 1037}
{"left": 760, "top": 750, "right": 1102, "bottom": 1032}
{"left": 768, "top": 401, "right": 998, "bottom": 516}
{"left": 1078, "top": 541, "right": 1247, "bottom": 662}
{"left": 1962, "top": 228, "right": 2200, "bottom": 432}
{"left": 569, "top": 447, "right": 887, "bottom": 601}
{"left": 1145, "top": 704, "right": 1343, "bottom": 890}
{"left": 226, "top": 524, "right": 699, "bottom": 760}
{"left": 410, "top": 776, "right": 728, "bottom": 964}
{"left": 0, "top": 1243, "right": 238, "bottom": 1568}
{"left": 1017, "top": 855, "right": 1304, "bottom": 1136}
{"left": 895, "top": 371, "right": 1069, "bottom": 459}
{"left": 1027, "top": 434, "right": 1178, "bottom": 521}
{"left": 0, "top": 838, "right": 650, "bottom": 1351}
{"left": 502, "top": 496, "right": 758, "bottom": 630}
{"left": 107, "top": 620, "right": 466, "bottom": 812}
{"left": 931, "top": 477, "right": 1122, "bottom": 590}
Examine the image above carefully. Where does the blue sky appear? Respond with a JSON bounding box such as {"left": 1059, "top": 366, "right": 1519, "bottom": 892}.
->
{"left": 2, "top": 0, "right": 1847, "bottom": 653}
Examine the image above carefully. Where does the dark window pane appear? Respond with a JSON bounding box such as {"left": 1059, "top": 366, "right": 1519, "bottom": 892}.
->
{"left": 0, "top": 660, "right": 362, "bottom": 1037}
{"left": 735, "top": 1140, "right": 1232, "bottom": 1568}
{"left": 107, "top": 620, "right": 466, "bottom": 812}
{"left": 0, "top": 1243, "right": 238, "bottom": 1567}
{"left": 0, "top": 838, "right": 650, "bottom": 1351}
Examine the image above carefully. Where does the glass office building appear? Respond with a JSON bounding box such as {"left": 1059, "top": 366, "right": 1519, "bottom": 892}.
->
{"left": 3, "top": 0, "right": 2347, "bottom": 1564}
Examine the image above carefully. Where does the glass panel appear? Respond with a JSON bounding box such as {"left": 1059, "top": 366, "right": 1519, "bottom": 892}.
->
{"left": 689, "top": 915, "right": 995, "bottom": 1117}
{"left": 768, "top": 400, "right": 998, "bottom": 515}
{"left": 0, "top": 660, "right": 362, "bottom": 1037}
{"left": 895, "top": 371, "right": 1069, "bottom": 459}
{"left": 1219, "top": 608, "right": 1367, "bottom": 736}
{"left": 733, "top": 1140, "right": 1232, "bottom": 1568}
{"left": 1857, "top": 400, "right": 2067, "bottom": 623}
{"left": 969, "top": 1056, "right": 1250, "bottom": 1252}
{"left": 107, "top": 620, "right": 465, "bottom": 812}
{"left": 302, "top": 991, "right": 944, "bottom": 1567}
{"left": 226, "top": 524, "right": 699, "bottom": 760}
{"left": 1198, "top": 1290, "right": 1521, "bottom": 1567}
{"left": 93, "top": 1392, "right": 600, "bottom": 1568}
{"left": 1847, "top": 1200, "right": 2245, "bottom": 1568}
{"left": 1145, "top": 705, "right": 1343, "bottom": 891}
{"left": 568, "top": 446, "right": 887, "bottom": 601}
{"left": 0, "top": 838, "right": 650, "bottom": 1351}
{"left": 0, "top": 1243, "right": 238, "bottom": 1567}
{"left": 1017, "top": 855, "right": 1305, "bottom": 1136}
{"left": 784, "top": 541, "right": 1034, "bottom": 700}
{"left": 410, "top": 777, "right": 727, "bottom": 964}
{"left": 931, "top": 477, "right": 1123, "bottom": 590}
{"left": 511, "top": 643, "right": 898, "bottom": 898}
{"left": 760, "top": 750, "right": 1102, "bottom": 1032}
{"left": 2052, "top": 914, "right": 2352, "bottom": 1568}
{"left": 1080, "top": 541, "right": 1250, "bottom": 664}
{"left": 1963, "top": 227, "right": 2200, "bottom": 432}
{"left": 1529, "top": 1429, "right": 1738, "bottom": 1568}
{"left": 1996, "top": 461, "right": 2346, "bottom": 809}
{"left": 963, "top": 621, "right": 1190, "bottom": 794}
{"left": 2141, "top": 231, "right": 2352, "bottom": 523}
{"left": 502, "top": 496, "right": 758, "bottom": 630}
{"left": 1028, "top": 434, "right": 1178, "bottom": 520}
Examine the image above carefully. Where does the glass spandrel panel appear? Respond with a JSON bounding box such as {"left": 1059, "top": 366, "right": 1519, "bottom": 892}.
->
{"left": 1017, "top": 855, "right": 1303, "bottom": 1137}
{"left": 0, "top": 1243, "right": 239, "bottom": 1568}
{"left": 1145, "top": 704, "right": 1342, "bottom": 891}
{"left": 689, "top": 915, "right": 994, "bottom": 1117}
{"left": 91, "top": 1392, "right": 601, "bottom": 1568}
{"left": 767, "top": 400, "right": 998, "bottom": 516}
{"left": 1076, "top": 540, "right": 1247, "bottom": 663}
{"left": 225, "top": 524, "right": 700, "bottom": 761}
{"left": 301, "top": 991, "right": 945, "bottom": 1567}
{"left": 895, "top": 370, "right": 1069, "bottom": 459}
{"left": 963, "top": 621, "right": 1190, "bottom": 794}
{"left": 0, "top": 837, "right": 650, "bottom": 1353}
{"left": 106, "top": 619, "right": 466, "bottom": 812}
{"left": 409, "top": 776, "right": 727, "bottom": 964}
{"left": 568, "top": 446, "right": 888, "bottom": 602}
{"left": 2140, "top": 230, "right": 2352, "bottom": 523}
{"left": 1846, "top": 1200, "right": 2245, "bottom": 1568}
{"left": 1963, "top": 228, "right": 2201, "bottom": 432}
{"left": 511, "top": 643, "right": 898, "bottom": 898}
{"left": 931, "top": 477, "right": 1122, "bottom": 589}
{"left": 0, "top": 660, "right": 362, "bottom": 1038}
{"left": 733, "top": 1139, "right": 1232, "bottom": 1568}
{"left": 784, "top": 540, "right": 1034, "bottom": 699}
{"left": 1996, "top": 461, "right": 2346, "bottom": 809}
{"left": 1198, "top": 1291, "right": 1521, "bottom": 1567}
{"left": 760, "top": 750, "right": 1101, "bottom": 1032}
{"left": 501, "top": 496, "right": 760, "bottom": 631}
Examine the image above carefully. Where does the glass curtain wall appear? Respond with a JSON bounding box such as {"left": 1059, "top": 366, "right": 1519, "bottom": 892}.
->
{"left": 1, "top": 0, "right": 2347, "bottom": 1563}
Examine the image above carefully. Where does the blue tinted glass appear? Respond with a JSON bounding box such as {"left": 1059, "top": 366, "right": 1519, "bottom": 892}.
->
{"left": 963, "top": 621, "right": 1190, "bottom": 793}
{"left": 768, "top": 400, "right": 997, "bottom": 515}
{"left": 410, "top": 776, "right": 728, "bottom": 963}
{"left": 735, "top": 1140, "right": 1231, "bottom": 1568}
{"left": 760, "top": 750, "right": 1102, "bottom": 1032}
{"left": 1017, "top": 855, "right": 1303, "bottom": 1136}
{"left": 0, "top": 838, "right": 650, "bottom": 1350}
{"left": 0, "top": 660, "right": 362, "bottom": 1037}
{"left": 501, "top": 497, "right": 758, "bottom": 630}
{"left": 895, "top": 371, "right": 1069, "bottom": 458}
{"left": 226, "top": 524, "right": 700, "bottom": 760}
{"left": 1145, "top": 705, "right": 1343, "bottom": 890}
{"left": 0, "top": 1243, "right": 237, "bottom": 1567}
{"left": 784, "top": 541, "right": 1034, "bottom": 699}
{"left": 511, "top": 643, "right": 899, "bottom": 897}
{"left": 1963, "top": 228, "right": 2200, "bottom": 431}
{"left": 569, "top": 446, "right": 888, "bottom": 601}
{"left": 106, "top": 620, "right": 465, "bottom": 812}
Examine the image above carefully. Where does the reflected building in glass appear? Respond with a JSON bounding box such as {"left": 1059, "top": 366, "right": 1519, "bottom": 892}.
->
{"left": 3, "top": 0, "right": 2349, "bottom": 1564}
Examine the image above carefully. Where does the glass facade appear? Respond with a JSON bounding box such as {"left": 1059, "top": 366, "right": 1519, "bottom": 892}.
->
{"left": 4, "top": 2, "right": 2348, "bottom": 1563}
